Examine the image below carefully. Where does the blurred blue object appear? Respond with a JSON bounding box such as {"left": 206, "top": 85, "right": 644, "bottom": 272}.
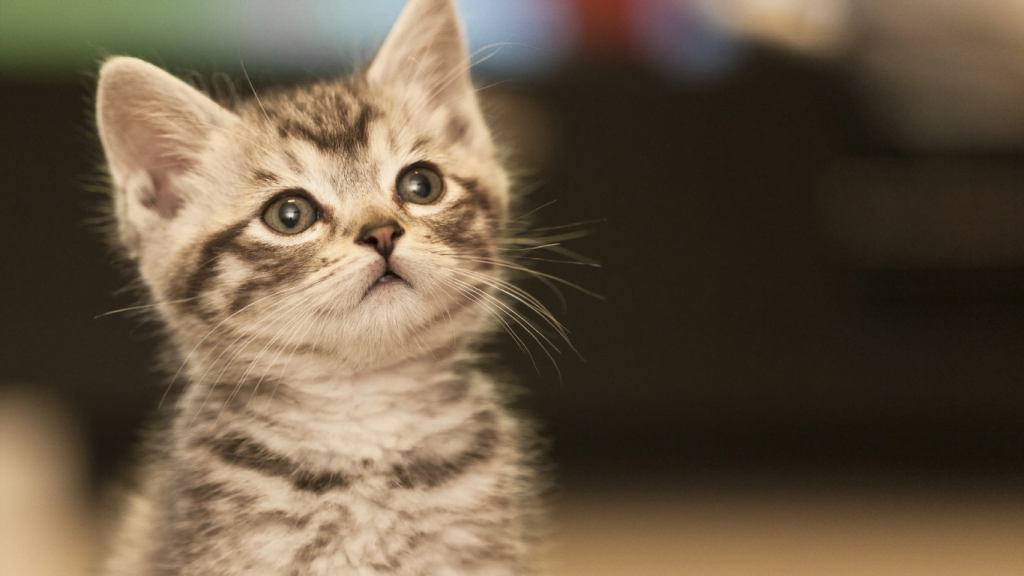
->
{"left": 633, "top": 0, "right": 745, "bottom": 82}
{"left": 247, "top": 0, "right": 578, "bottom": 76}
{"left": 459, "top": 0, "right": 579, "bottom": 77}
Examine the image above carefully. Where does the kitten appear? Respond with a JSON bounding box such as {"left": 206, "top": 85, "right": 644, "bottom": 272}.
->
{"left": 94, "top": 0, "right": 550, "bottom": 574}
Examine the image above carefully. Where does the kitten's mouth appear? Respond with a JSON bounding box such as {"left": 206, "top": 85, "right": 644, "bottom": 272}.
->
{"left": 364, "top": 268, "right": 410, "bottom": 299}
{"left": 376, "top": 270, "right": 404, "bottom": 284}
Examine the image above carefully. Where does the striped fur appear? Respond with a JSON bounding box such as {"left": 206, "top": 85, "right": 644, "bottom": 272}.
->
{"left": 95, "top": 1, "right": 542, "bottom": 574}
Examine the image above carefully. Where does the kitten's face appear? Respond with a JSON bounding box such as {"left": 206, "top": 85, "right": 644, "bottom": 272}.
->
{"left": 97, "top": 0, "right": 508, "bottom": 369}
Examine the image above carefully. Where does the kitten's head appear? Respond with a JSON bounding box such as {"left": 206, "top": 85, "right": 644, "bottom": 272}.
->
{"left": 96, "top": 0, "right": 509, "bottom": 370}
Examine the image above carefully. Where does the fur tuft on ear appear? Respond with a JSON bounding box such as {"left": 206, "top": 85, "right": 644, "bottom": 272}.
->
{"left": 368, "top": 0, "right": 490, "bottom": 150}
{"left": 96, "top": 57, "right": 237, "bottom": 250}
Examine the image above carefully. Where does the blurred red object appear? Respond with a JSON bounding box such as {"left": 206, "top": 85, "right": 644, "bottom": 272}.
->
{"left": 570, "top": 0, "right": 644, "bottom": 56}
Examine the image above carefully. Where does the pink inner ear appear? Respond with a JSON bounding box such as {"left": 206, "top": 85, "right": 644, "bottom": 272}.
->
{"left": 443, "top": 109, "right": 466, "bottom": 141}
{"left": 145, "top": 169, "right": 184, "bottom": 218}
{"left": 121, "top": 119, "right": 201, "bottom": 219}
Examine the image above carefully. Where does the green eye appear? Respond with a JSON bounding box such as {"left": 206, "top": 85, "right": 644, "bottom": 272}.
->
{"left": 262, "top": 195, "right": 318, "bottom": 234}
{"left": 397, "top": 165, "right": 444, "bottom": 204}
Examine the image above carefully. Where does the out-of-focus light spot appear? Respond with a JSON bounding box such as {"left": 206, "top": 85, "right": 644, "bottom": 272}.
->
{"left": 569, "top": 0, "right": 639, "bottom": 56}
{"left": 459, "top": 0, "right": 579, "bottom": 77}
{"left": 855, "top": 0, "right": 1024, "bottom": 150}
{"left": 695, "top": 0, "right": 852, "bottom": 57}
{"left": 634, "top": 0, "right": 745, "bottom": 82}
{"left": 291, "top": 0, "right": 579, "bottom": 76}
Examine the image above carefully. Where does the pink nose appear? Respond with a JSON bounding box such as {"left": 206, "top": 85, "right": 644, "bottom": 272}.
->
{"left": 358, "top": 222, "right": 404, "bottom": 259}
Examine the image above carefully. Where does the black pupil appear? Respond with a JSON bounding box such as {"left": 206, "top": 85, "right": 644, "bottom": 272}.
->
{"left": 278, "top": 200, "right": 302, "bottom": 228}
{"left": 406, "top": 172, "right": 432, "bottom": 198}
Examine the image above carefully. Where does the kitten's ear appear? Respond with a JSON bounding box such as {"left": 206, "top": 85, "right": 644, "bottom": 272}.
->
{"left": 368, "top": 0, "right": 489, "bottom": 146}
{"left": 96, "top": 57, "right": 237, "bottom": 244}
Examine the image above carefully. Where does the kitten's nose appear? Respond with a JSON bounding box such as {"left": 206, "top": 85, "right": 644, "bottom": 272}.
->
{"left": 357, "top": 222, "right": 404, "bottom": 259}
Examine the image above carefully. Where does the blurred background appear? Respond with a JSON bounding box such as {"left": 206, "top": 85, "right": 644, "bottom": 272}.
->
{"left": 2, "top": 1, "right": 1023, "bottom": 574}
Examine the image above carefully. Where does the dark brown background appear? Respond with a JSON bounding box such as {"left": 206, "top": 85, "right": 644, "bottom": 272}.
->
{"left": 2, "top": 50, "right": 1023, "bottom": 494}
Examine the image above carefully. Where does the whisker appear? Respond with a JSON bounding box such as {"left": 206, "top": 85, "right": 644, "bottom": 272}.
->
{"left": 450, "top": 267, "right": 566, "bottom": 337}
{"left": 445, "top": 275, "right": 562, "bottom": 356}
{"left": 424, "top": 42, "right": 514, "bottom": 110}
{"left": 174, "top": 265, "right": 339, "bottom": 415}
{"left": 494, "top": 243, "right": 562, "bottom": 253}
{"left": 94, "top": 296, "right": 201, "bottom": 319}
{"left": 446, "top": 276, "right": 561, "bottom": 379}
{"left": 420, "top": 276, "right": 459, "bottom": 349}
{"left": 159, "top": 282, "right": 307, "bottom": 410}
{"left": 246, "top": 299, "right": 321, "bottom": 413}
{"left": 449, "top": 267, "right": 582, "bottom": 361}
{"left": 479, "top": 254, "right": 598, "bottom": 268}
{"left": 501, "top": 230, "right": 591, "bottom": 244}
{"left": 514, "top": 218, "right": 607, "bottom": 234}
{"left": 240, "top": 59, "right": 271, "bottom": 125}
{"left": 443, "top": 253, "right": 605, "bottom": 301}
{"left": 188, "top": 291, "right": 313, "bottom": 428}
{"left": 258, "top": 303, "right": 323, "bottom": 412}
{"left": 507, "top": 199, "right": 557, "bottom": 225}
{"left": 537, "top": 244, "right": 601, "bottom": 266}
{"left": 217, "top": 293, "right": 316, "bottom": 424}
{"left": 438, "top": 277, "right": 535, "bottom": 367}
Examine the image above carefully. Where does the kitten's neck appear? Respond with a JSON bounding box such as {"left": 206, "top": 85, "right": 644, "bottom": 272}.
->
{"left": 175, "top": 340, "right": 473, "bottom": 430}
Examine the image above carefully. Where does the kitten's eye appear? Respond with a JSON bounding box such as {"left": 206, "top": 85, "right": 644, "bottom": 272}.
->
{"left": 262, "top": 195, "right": 318, "bottom": 234}
{"left": 397, "top": 165, "right": 444, "bottom": 204}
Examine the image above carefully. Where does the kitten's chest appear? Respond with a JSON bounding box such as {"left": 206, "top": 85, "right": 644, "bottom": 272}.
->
{"left": 169, "top": 369, "right": 509, "bottom": 574}
{"left": 225, "top": 478, "right": 435, "bottom": 574}
{"left": 174, "top": 432, "right": 508, "bottom": 576}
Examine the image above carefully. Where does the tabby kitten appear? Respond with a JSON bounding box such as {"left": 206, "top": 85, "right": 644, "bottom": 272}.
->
{"left": 95, "top": 0, "right": 547, "bottom": 574}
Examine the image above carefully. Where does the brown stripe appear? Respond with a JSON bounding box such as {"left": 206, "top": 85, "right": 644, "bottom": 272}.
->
{"left": 251, "top": 169, "right": 280, "bottom": 185}
{"left": 391, "top": 411, "right": 499, "bottom": 489}
{"left": 225, "top": 242, "right": 321, "bottom": 313}
{"left": 173, "top": 219, "right": 323, "bottom": 319}
{"left": 342, "top": 104, "right": 377, "bottom": 152}
{"left": 451, "top": 175, "right": 500, "bottom": 222}
{"left": 283, "top": 149, "right": 303, "bottom": 172}
{"left": 249, "top": 510, "right": 312, "bottom": 529}
{"left": 426, "top": 196, "right": 490, "bottom": 256}
{"left": 277, "top": 103, "right": 378, "bottom": 153}
{"left": 410, "top": 137, "right": 431, "bottom": 152}
{"left": 202, "top": 433, "right": 350, "bottom": 494}
{"left": 173, "top": 220, "right": 250, "bottom": 313}
{"left": 292, "top": 521, "right": 343, "bottom": 563}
